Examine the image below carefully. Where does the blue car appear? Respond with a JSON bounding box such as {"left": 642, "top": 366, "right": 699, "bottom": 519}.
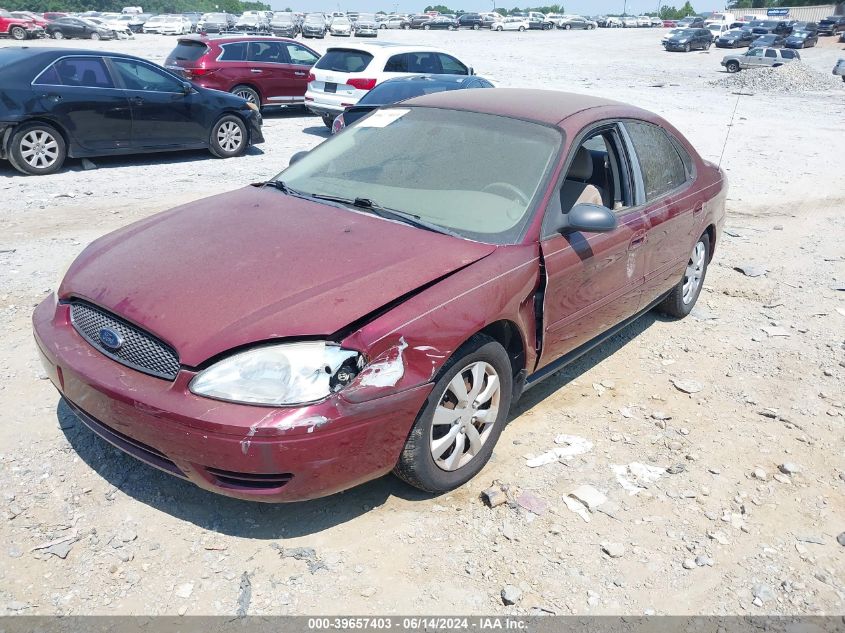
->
{"left": 331, "top": 74, "right": 494, "bottom": 134}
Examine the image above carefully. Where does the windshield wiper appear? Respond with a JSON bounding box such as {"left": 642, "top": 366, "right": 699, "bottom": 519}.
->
{"left": 263, "top": 179, "right": 313, "bottom": 200}
{"left": 305, "top": 194, "right": 464, "bottom": 239}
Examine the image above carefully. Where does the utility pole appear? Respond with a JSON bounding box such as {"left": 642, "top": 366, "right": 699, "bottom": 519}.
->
{"left": 623, "top": 0, "right": 627, "bottom": 17}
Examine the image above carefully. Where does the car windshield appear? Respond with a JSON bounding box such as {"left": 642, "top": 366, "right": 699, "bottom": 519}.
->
{"left": 358, "top": 14, "right": 375, "bottom": 21}
{"left": 674, "top": 29, "right": 694, "bottom": 36}
{"left": 307, "top": 14, "right": 325, "bottom": 23}
{"left": 275, "top": 108, "right": 561, "bottom": 244}
{"left": 333, "top": 17, "right": 349, "bottom": 24}
{"left": 274, "top": 13, "right": 292, "bottom": 22}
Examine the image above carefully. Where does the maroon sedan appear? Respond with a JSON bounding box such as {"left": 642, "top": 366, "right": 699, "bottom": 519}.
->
{"left": 33, "top": 90, "right": 726, "bottom": 502}
{"left": 164, "top": 35, "right": 320, "bottom": 109}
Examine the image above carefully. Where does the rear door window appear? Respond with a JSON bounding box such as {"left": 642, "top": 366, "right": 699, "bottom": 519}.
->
{"left": 248, "top": 40, "right": 285, "bottom": 63}
{"left": 407, "top": 52, "right": 441, "bottom": 73}
{"left": 169, "top": 40, "right": 208, "bottom": 62}
{"left": 219, "top": 42, "right": 248, "bottom": 62}
{"left": 623, "top": 121, "right": 688, "bottom": 201}
{"left": 765, "top": 49, "right": 777, "bottom": 58}
{"left": 314, "top": 49, "right": 373, "bottom": 73}
{"left": 36, "top": 57, "right": 114, "bottom": 88}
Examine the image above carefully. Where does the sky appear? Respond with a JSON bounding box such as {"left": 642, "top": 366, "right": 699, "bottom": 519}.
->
{"left": 270, "top": 0, "right": 696, "bottom": 14}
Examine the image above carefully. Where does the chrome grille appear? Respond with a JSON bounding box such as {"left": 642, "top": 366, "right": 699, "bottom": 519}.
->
{"left": 69, "top": 301, "right": 180, "bottom": 380}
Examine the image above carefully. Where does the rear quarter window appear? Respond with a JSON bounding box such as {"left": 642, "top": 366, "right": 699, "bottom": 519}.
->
{"left": 219, "top": 42, "right": 247, "bottom": 62}
{"left": 314, "top": 49, "right": 373, "bottom": 73}
{"left": 169, "top": 41, "right": 208, "bottom": 62}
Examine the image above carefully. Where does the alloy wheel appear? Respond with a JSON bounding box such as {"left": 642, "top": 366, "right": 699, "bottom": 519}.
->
{"left": 20, "top": 130, "right": 60, "bottom": 169}
{"left": 682, "top": 241, "right": 706, "bottom": 304}
{"left": 216, "top": 121, "right": 243, "bottom": 153}
{"left": 430, "top": 361, "right": 501, "bottom": 472}
{"left": 234, "top": 89, "right": 256, "bottom": 104}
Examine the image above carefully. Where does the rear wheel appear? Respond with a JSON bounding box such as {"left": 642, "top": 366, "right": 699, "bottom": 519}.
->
{"left": 8, "top": 123, "right": 66, "bottom": 176}
{"left": 472, "top": 24, "right": 479, "bottom": 30}
{"left": 10, "top": 26, "right": 26, "bottom": 40}
{"left": 90, "top": 31, "right": 101, "bottom": 40}
{"left": 394, "top": 335, "right": 513, "bottom": 494}
{"left": 684, "top": 43, "right": 691, "bottom": 52}
{"left": 208, "top": 115, "right": 247, "bottom": 158}
{"left": 518, "top": 26, "right": 525, "bottom": 31}
{"left": 423, "top": 24, "right": 430, "bottom": 30}
{"left": 658, "top": 233, "right": 710, "bottom": 318}
{"left": 564, "top": 24, "right": 571, "bottom": 30}
{"left": 51, "top": 30, "right": 64, "bottom": 39}
{"left": 231, "top": 85, "right": 259, "bottom": 107}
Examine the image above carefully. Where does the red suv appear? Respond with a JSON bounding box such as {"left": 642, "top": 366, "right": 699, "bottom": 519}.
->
{"left": 164, "top": 36, "right": 320, "bottom": 109}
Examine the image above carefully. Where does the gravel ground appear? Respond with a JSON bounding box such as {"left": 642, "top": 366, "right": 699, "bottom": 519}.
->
{"left": 1, "top": 28, "right": 844, "bottom": 617}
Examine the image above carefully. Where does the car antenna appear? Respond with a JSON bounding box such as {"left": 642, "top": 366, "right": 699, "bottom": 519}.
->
{"left": 717, "top": 69, "right": 748, "bottom": 169}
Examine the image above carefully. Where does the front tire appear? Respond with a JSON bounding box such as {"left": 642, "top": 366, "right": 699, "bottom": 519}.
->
{"left": 209, "top": 115, "right": 247, "bottom": 158}
{"left": 423, "top": 24, "right": 430, "bottom": 30}
{"left": 684, "top": 43, "right": 691, "bottom": 52}
{"left": 394, "top": 335, "right": 513, "bottom": 494}
{"left": 8, "top": 122, "right": 67, "bottom": 176}
{"left": 658, "top": 233, "right": 710, "bottom": 318}
{"left": 726, "top": 60, "right": 740, "bottom": 73}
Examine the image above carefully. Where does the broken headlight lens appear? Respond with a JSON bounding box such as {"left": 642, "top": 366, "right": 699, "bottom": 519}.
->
{"left": 189, "top": 342, "right": 362, "bottom": 406}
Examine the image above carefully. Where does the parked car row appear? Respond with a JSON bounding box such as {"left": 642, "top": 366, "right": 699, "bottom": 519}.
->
{"left": 664, "top": 17, "right": 837, "bottom": 53}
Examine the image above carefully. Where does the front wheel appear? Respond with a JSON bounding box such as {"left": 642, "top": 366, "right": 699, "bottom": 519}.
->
{"left": 495, "top": 26, "right": 502, "bottom": 31}
{"left": 209, "top": 115, "right": 247, "bottom": 158}
{"left": 473, "top": 24, "right": 479, "bottom": 30}
{"left": 684, "top": 43, "right": 691, "bottom": 52}
{"left": 518, "top": 26, "right": 525, "bottom": 31}
{"left": 8, "top": 122, "right": 67, "bottom": 175}
{"left": 658, "top": 233, "right": 710, "bottom": 318}
{"left": 394, "top": 335, "right": 513, "bottom": 493}
{"left": 726, "top": 60, "right": 740, "bottom": 73}
{"left": 564, "top": 24, "right": 571, "bottom": 30}
{"left": 423, "top": 24, "right": 430, "bottom": 30}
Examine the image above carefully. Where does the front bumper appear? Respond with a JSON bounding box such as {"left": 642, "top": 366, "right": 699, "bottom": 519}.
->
{"left": 33, "top": 296, "right": 432, "bottom": 502}
{"left": 246, "top": 111, "right": 264, "bottom": 144}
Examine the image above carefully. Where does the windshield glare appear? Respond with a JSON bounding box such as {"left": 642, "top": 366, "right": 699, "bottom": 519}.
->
{"left": 276, "top": 108, "right": 561, "bottom": 244}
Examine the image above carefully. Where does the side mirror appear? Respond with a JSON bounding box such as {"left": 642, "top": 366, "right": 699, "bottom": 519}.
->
{"left": 468, "top": 66, "right": 475, "bottom": 75}
{"left": 181, "top": 81, "right": 192, "bottom": 95}
{"left": 561, "top": 203, "right": 617, "bottom": 234}
{"left": 289, "top": 150, "right": 309, "bottom": 166}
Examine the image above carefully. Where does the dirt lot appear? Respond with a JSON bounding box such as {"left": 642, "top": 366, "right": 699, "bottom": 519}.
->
{"left": 1, "top": 28, "right": 843, "bottom": 617}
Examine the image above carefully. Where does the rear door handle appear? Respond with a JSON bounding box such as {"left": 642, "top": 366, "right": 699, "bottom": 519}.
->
{"left": 250, "top": 69, "right": 262, "bottom": 74}
{"left": 693, "top": 204, "right": 703, "bottom": 216}
{"left": 294, "top": 71, "right": 306, "bottom": 76}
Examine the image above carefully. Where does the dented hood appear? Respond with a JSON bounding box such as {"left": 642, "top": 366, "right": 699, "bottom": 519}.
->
{"left": 60, "top": 187, "right": 496, "bottom": 366}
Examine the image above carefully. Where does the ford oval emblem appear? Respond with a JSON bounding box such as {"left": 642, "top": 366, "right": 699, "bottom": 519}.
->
{"left": 98, "top": 327, "right": 124, "bottom": 351}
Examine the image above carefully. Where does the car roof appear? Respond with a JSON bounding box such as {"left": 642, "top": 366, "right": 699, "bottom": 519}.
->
{"left": 326, "top": 42, "right": 441, "bottom": 54}
{"left": 403, "top": 88, "right": 640, "bottom": 128}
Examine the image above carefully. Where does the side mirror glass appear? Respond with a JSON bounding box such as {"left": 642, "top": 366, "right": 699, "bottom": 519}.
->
{"left": 289, "top": 150, "right": 309, "bottom": 166}
{"left": 561, "top": 203, "right": 617, "bottom": 234}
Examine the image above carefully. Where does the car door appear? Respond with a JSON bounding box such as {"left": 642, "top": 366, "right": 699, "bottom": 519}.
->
{"left": 537, "top": 123, "right": 648, "bottom": 367}
{"left": 61, "top": 17, "right": 84, "bottom": 37}
{"left": 762, "top": 48, "right": 779, "bottom": 65}
{"left": 246, "top": 40, "right": 287, "bottom": 103}
{"left": 435, "top": 53, "right": 469, "bottom": 75}
{"left": 742, "top": 48, "right": 765, "bottom": 68}
{"left": 107, "top": 57, "right": 205, "bottom": 148}
{"left": 619, "top": 120, "right": 697, "bottom": 306}
{"left": 281, "top": 42, "right": 320, "bottom": 103}
{"left": 32, "top": 55, "right": 132, "bottom": 152}
{"left": 214, "top": 41, "right": 250, "bottom": 93}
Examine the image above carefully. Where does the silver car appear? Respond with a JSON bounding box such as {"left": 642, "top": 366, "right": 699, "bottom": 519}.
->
{"left": 720, "top": 47, "right": 800, "bottom": 73}
{"left": 834, "top": 59, "right": 845, "bottom": 82}
{"left": 353, "top": 13, "right": 378, "bottom": 37}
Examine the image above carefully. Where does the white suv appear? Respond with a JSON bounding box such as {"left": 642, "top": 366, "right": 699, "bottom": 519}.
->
{"left": 304, "top": 42, "right": 474, "bottom": 127}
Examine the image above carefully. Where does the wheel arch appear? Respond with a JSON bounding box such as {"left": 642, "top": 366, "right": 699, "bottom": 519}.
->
{"left": 229, "top": 82, "right": 263, "bottom": 103}
{"left": 7, "top": 117, "right": 74, "bottom": 157}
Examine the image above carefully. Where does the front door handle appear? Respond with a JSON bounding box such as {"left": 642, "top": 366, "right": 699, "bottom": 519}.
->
{"left": 250, "top": 69, "right": 262, "bottom": 74}
{"left": 628, "top": 230, "right": 647, "bottom": 251}
{"left": 129, "top": 96, "right": 144, "bottom": 105}
{"left": 693, "top": 204, "right": 703, "bottom": 216}
{"left": 294, "top": 71, "right": 306, "bottom": 76}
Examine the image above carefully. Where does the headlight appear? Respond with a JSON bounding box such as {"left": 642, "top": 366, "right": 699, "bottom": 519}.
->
{"left": 189, "top": 342, "right": 363, "bottom": 406}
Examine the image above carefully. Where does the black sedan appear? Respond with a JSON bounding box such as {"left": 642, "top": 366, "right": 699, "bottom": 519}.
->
{"left": 45, "top": 16, "right": 113, "bottom": 40}
{"left": 785, "top": 30, "right": 818, "bottom": 48}
{"left": 751, "top": 34, "right": 786, "bottom": 49}
{"left": 664, "top": 28, "right": 712, "bottom": 52}
{"left": 420, "top": 16, "right": 457, "bottom": 30}
{"left": 331, "top": 74, "right": 494, "bottom": 134}
{"left": 716, "top": 29, "right": 754, "bottom": 48}
{"left": 0, "top": 48, "right": 263, "bottom": 175}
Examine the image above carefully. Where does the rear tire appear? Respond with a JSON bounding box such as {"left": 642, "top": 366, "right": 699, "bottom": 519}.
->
{"left": 8, "top": 122, "right": 67, "bottom": 176}
{"left": 658, "top": 233, "right": 710, "bottom": 318}
{"left": 394, "top": 335, "right": 513, "bottom": 494}
{"left": 231, "top": 85, "right": 259, "bottom": 107}
{"left": 90, "top": 32, "right": 101, "bottom": 40}
{"left": 423, "top": 24, "right": 430, "bottom": 30}
{"left": 10, "top": 26, "right": 26, "bottom": 40}
{"left": 51, "top": 30, "right": 64, "bottom": 39}
{"left": 208, "top": 115, "right": 247, "bottom": 158}
{"left": 684, "top": 43, "right": 691, "bottom": 52}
